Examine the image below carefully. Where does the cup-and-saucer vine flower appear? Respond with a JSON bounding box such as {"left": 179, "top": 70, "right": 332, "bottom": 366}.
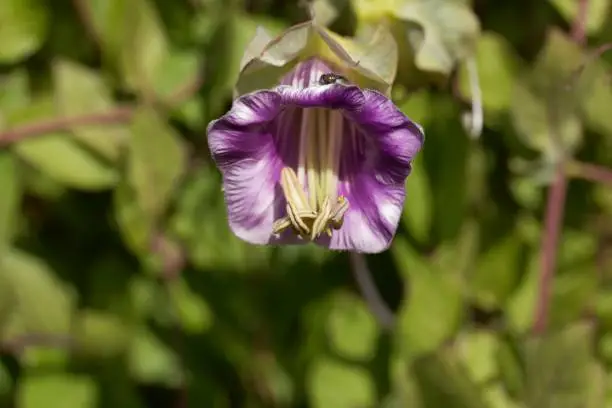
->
{"left": 207, "top": 21, "right": 425, "bottom": 253}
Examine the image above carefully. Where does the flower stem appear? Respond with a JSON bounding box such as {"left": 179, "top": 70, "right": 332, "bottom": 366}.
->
{"left": 349, "top": 253, "right": 395, "bottom": 330}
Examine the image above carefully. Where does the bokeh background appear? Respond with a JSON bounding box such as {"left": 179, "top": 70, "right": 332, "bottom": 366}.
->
{"left": 1, "top": 0, "right": 612, "bottom": 407}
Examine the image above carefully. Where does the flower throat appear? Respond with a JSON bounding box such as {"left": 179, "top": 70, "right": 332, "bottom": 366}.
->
{"left": 272, "top": 104, "right": 350, "bottom": 241}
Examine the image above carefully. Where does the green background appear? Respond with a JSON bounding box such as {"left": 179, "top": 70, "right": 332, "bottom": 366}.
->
{"left": 1, "top": 0, "right": 612, "bottom": 407}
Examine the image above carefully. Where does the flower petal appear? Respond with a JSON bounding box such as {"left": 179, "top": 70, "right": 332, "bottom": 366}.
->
{"left": 275, "top": 83, "right": 365, "bottom": 110}
{"left": 327, "top": 90, "right": 425, "bottom": 253}
{"left": 207, "top": 90, "right": 285, "bottom": 244}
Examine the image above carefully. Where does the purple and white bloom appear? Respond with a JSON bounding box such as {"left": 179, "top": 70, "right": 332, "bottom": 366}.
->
{"left": 207, "top": 58, "right": 424, "bottom": 253}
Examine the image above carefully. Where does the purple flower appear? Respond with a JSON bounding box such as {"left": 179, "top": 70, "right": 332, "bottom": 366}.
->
{"left": 207, "top": 58, "right": 424, "bottom": 253}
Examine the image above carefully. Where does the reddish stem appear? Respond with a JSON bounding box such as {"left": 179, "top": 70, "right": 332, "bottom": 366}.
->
{"left": 0, "top": 107, "right": 133, "bottom": 145}
{"left": 569, "top": 161, "right": 612, "bottom": 187}
{"left": 571, "top": 0, "right": 589, "bottom": 45}
{"left": 0, "top": 76, "right": 202, "bottom": 146}
{"left": 532, "top": 0, "right": 590, "bottom": 336}
{"left": 533, "top": 168, "right": 568, "bottom": 334}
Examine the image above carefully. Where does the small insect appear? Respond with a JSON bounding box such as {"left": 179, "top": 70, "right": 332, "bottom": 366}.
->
{"left": 318, "top": 73, "right": 349, "bottom": 86}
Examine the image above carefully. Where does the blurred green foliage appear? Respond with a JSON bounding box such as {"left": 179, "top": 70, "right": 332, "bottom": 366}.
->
{"left": 1, "top": 0, "right": 612, "bottom": 407}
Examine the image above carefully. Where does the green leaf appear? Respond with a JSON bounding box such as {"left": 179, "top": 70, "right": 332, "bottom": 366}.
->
{"left": 0, "top": 249, "right": 74, "bottom": 337}
{"left": 548, "top": 272, "right": 597, "bottom": 329}
{"left": 510, "top": 30, "right": 584, "bottom": 159}
{"left": 575, "top": 52, "right": 612, "bottom": 137}
{"left": 595, "top": 289, "right": 612, "bottom": 331}
{"left": 9, "top": 98, "right": 119, "bottom": 190}
{"left": 306, "top": 358, "right": 376, "bottom": 408}
{"left": 0, "top": 0, "right": 48, "bottom": 64}
{"left": 169, "top": 167, "right": 271, "bottom": 272}
{"left": 510, "top": 79, "right": 582, "bottom": 159}
{"left": 120, "top": 0, "right": 169, "bottom": 96}
{"left": 585, "top": 362, "right": 606, "bottom": 408}
{"left": 457, "top": 32, "right": 519, "bottom": 114}
{"left": 251, "top": 354, "right": 295, "bottom": 405}
{"left": 388, "top": 355, "right": 423, "bottom": 407}
{"left": 470, "top": 234, "right": 523, "bottom": 311}
{"left": 323, "top": 24, "right": 399, "bottom": 91}
{"left": 0, "top": 69, "right": 31, "bottom": 128}
{"left": 73, "top": 310, "right": 132, "bottom": 359}
{"left": 391, "top": 0, "right": 480, "bottom": 75}
{"left": 402, "top": 155, "right": 432, "bottom": 244}
{"left": 326, "top": 290, "right": 379, "bottom": 361}
{"left": 0, "top": 361, "right": 12, "bottom": 400}
{"left": 547, "top": 230, "right": 598, "bottom": 329}
{"left": 113, "top": 181, "right": 154, "bottom": 255}
{"left": 21, "top": 347, "right": 69, "bottom": 371}
{"left": 153, "top": 50, "right": 200, "bottom": 100}
{"left": 128, "top": 327, "right": 183, "bottom": 386}
{"left": 17, "top": 374, "right": 98, "bottom": 408}
{"left": 483, "top": 383, "right": 524, "bottom": 408}
{"left": 421, "top": 95, "right": 469, "bottom": 242}
{"left": 505, "top": 254, "right": 539, "bottom": 335}
{"left": 116, "top": 108, "right": 185, "bottom": 255}
{"left": 214, "top": 14, "right": 287, "bottom": 99}
{"left": 523, "top": 322, "right": 594, "bottom": 408}
{"left": 393, "top": 238, "right": 463, "bottom": 357}
{"left": 129, "top": 275, "right": 163, "bottom": 319}
{"left": 599, "top": 330, "right": 612, "bottom": 363}
{"left": 127, "top": 108, "right": 186, "bottom": 220}
{"left": 309, "top": 0, "right": 347, "bottom": 26}
{"left": 53, "top": 59, "right": 127, "bottom": 162}
{"left": 0, "top": 153, "right": 21, "bottom": 257}
{"left": 398, "top": 89, "right": 432, "bottom": 124}
{"left": 496, "top": 338, "right": 525, "bottom": 400}
{"left": 548, "top": 0, "right": 610, "bottom": 35}
{"left": 167, "top": 278, "right": 214, "bottom": 335}
{"left": 15, "top": 134, "right": 119, "bottom": 191}
{"left": 351, "top": 0, "right": 396, "bottom": 21}
{"left": 235, "top": 20, "right": 397, "bottom": 97}
{"left": 233, "top": 22, "right": 309, "bottom": 98}
{"left": 86, "top": 0, "right": 169, "bottom": 95}
{"left": 411, "top": 347, "right": 490, "bottom": 408}
{"left": 456, "top": 330, "right": 499, "bottom": 385}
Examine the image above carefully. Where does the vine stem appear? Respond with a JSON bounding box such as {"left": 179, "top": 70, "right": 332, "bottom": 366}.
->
{"left": 0, "top": 75, "right": 202, "bottom": 146}
{"left": 567, "top": 160, "right": 612, "bottom": 187}
{"left": 532, "top": 0, "right": 589, "bottom": 335}
{"left": 533, "top": 168, "right": 568, "bottom": 334}
{"left": 571, "top": 0, "right": 589, "bottom": 46}
{"left": 0, "top": 108, "right": 132, "bottom": 145}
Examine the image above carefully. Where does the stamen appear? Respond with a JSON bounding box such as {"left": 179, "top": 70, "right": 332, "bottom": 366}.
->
{"left": 272, "top": 217, "right": 291, "bottom": 233}
{"left": 330, "top": 196, "right": 349, "bottom": 229}
{"left": 273, "top": 106, "right": 350, "bottom": 241}
{"left": 311, "top": 196, "right": 332, "bottom": 240}
{"left": 280, "top": 167, "right": 310, "bottom": 212}
{"left": 286, "top": 202, "right": 310, "bottom": 235}
{"left": 306, "top": 109, "right": 318, "bottom": 210}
